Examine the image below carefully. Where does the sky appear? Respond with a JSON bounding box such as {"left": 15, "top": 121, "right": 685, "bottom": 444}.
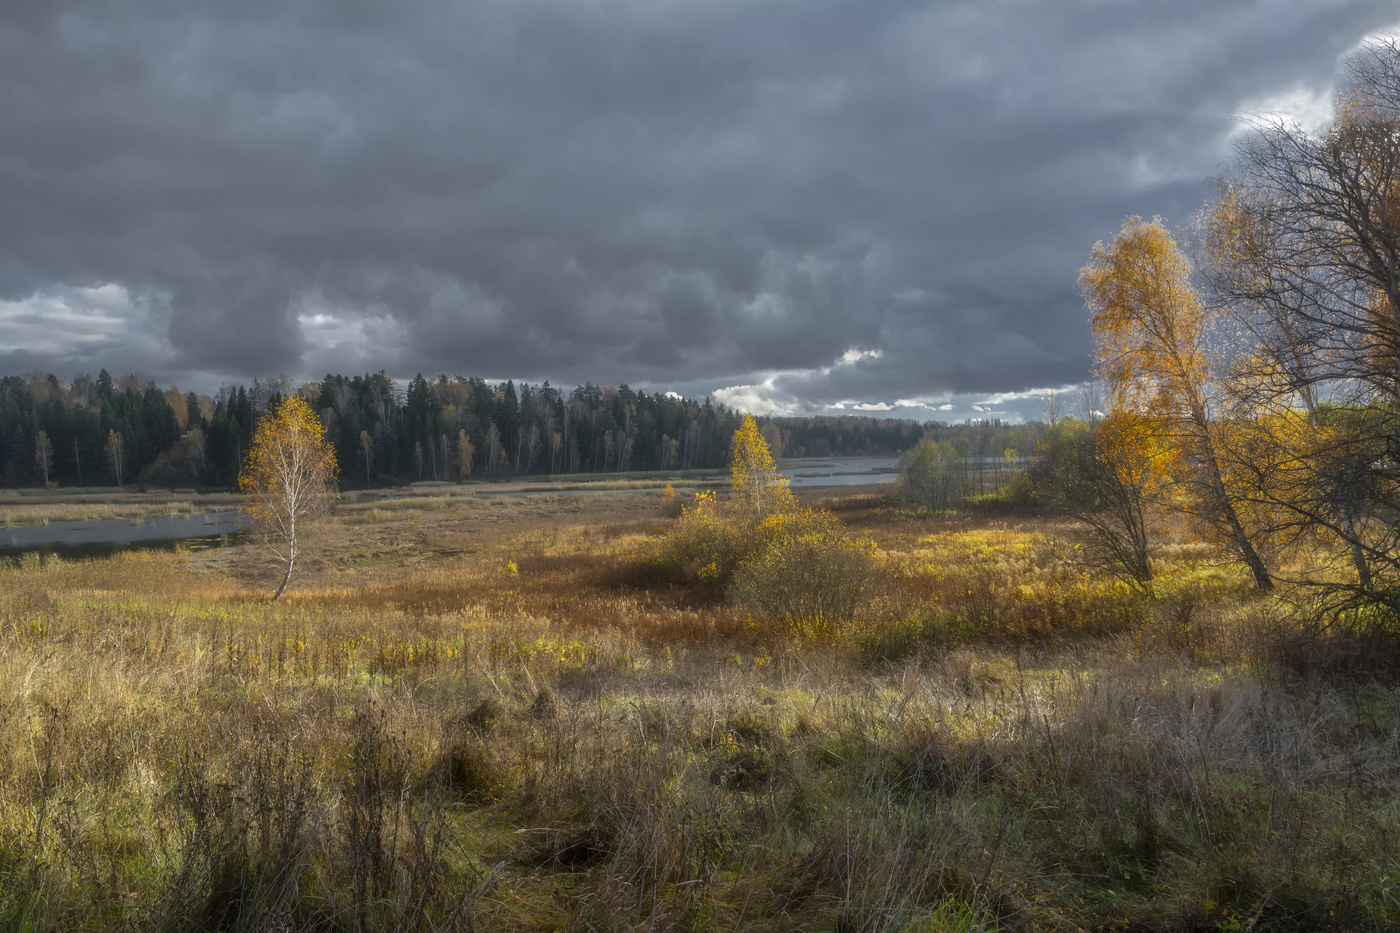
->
{"left": 2, "top": 1, "right": 1398, "bottom": 423}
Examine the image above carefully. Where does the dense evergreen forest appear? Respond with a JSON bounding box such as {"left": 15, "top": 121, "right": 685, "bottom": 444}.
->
{"left": 0, "top": 370, "right": 1042, "bottom": 489}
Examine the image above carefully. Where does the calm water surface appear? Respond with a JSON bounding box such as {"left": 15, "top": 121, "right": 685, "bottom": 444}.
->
{"left": 3, "top": 457, "right": 899, "bottom": 555}
{"left": 2, "top": 511, "right": 247, "bottom": 552}
{"left": 780, "top": 457, "right": 899, "bottom": 487}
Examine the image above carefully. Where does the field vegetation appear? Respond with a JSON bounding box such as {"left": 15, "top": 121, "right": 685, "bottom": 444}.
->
{"left": 0, "top": 490, "right": 243, "bottom": 527}
{"left": 2, "top": 472, "right": 1397, "bottom": 932}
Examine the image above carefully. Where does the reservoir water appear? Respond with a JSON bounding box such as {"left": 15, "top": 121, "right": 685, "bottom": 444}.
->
{"left": 780, "top": 457, "right": 899, "bottom": 487}
{"left": 1, "top": 511, "right": 247, "bottom": 554}
{"left": 1, "top": 458, "right": 901, "bottom": 556}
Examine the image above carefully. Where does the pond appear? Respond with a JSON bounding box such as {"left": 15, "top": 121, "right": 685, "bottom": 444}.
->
{"left": 1, "top": 511, "right": 248, "bottom": 557}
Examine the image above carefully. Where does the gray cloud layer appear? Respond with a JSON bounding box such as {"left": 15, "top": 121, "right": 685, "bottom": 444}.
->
{"left": 2, "top": 0, "right": 1397, "bottom": 419}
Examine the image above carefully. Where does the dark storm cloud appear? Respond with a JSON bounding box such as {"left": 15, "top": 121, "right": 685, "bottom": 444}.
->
{"left": 1, "top": 0, "right": 1396, "bottom": 413}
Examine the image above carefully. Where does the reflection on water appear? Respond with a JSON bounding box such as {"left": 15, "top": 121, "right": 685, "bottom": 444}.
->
{"left": 1, "top": 511, "right": 248, "bottom": 554}
{"left": 3, "top": 534, "right": 243, "bottom": 563}
{"left": 780, "top": 457, "right": 900, "bottom": 487}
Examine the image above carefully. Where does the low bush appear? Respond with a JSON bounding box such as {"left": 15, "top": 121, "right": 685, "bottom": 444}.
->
{"left": 654, "top": 490, "right": 758, "bottom": 588}
{"left": 657, "top": 491, "right": 882, "bottom": 638}
{"left": 729, "top": 510, "right": 879, "bottom": 639}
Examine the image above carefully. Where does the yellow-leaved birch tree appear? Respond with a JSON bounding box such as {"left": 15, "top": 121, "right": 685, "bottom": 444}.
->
{"left": 1081, "top": 216, "right": 1274, "bottom": 589}
{"left": 240, "top": 395, "right": 339, "bottom": 600}
{"left": 730, "top": 414, "right": 795, "bottom": 520}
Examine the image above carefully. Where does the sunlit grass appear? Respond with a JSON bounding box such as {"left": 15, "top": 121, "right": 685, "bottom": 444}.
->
{"left": 0, "top": 489, "right": 1396, "bottom": 930}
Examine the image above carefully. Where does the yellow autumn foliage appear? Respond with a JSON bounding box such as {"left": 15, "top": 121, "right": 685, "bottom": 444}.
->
{"left": 239, "top": 394, "right": 339, "bottom": 599}
{"left": 659, "top": 417, "right": 877, "bottom": 637}
{"left": 729, "top": 413, "right": 795, "bottom": 520}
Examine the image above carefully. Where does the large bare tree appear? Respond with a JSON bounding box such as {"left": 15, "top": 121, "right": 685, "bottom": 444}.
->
{"left": 1203, "top": 38, "right": 1400, "bottom": 614}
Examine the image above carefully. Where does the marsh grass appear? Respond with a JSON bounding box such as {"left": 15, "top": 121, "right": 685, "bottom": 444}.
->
{"left": 0, "top": 489, "right": 1397, "bottom": 930}
{"left": 0, "top": 490, "right": 242, "bottom": 526}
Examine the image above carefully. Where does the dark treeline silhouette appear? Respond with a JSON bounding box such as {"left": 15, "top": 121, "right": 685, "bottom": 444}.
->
{"left": 766, "top": 415, "right": 1043, "bottom": 463}
{"left": 0, "top": 369, "right": 1045, "bottom": 489}
{"left": 314, "top": 374, "right": 745, "bottom": 487}
{"left": 0, "top": 371, "right": 181, "bottom": 490}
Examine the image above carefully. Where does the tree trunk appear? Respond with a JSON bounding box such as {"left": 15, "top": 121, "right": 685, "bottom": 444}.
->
{"left": 1340, "top": 505, "right": 1372, "bottom": 587}
{"left": 1201, "top": 440, "right": 1273, "bottom": 590}
{"left": 272, "top": 558, "right": 294, "bottom": 601}
{"left": 273, "top": 518, "right": 296, "bottom": 601}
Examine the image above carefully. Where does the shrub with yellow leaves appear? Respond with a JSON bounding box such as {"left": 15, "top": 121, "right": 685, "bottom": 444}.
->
{"left": 729, "top": 509, "right": 878, "bottom": 640}
{"left": 657, "top": 417, "right": 878, "bottom": 637}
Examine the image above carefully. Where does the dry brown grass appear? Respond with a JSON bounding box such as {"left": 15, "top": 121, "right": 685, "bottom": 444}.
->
{"left": 0, "top": 488, "right": 1397, "bottom": 931}
{"left": 0, "top": 489, "right": 243, "bottom": 525}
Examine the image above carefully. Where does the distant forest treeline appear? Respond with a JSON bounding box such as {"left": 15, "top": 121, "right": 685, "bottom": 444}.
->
{"left": 0, "top": 370, "right": 1045, "bottom": 489}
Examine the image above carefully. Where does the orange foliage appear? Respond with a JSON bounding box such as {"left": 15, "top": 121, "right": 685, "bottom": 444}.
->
{"left": 1082, "top": 216, "right": 1274, "bottom": 588}
{"left": 1080, "top": 216, "right": 1210, "bottom": 420}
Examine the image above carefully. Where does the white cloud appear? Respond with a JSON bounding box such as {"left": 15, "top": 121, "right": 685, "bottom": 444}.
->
{"left": 840, "top": 348, "right": 883, "bottom": 365}
{"left": 974, "top": 384, "right": 1080, "bottom": 406}
{"left": 892, "top": 395, "right": 953, "bottom": 410}
{"left": 296, "top": 293, "right": 407, "bottom": 373}
{"left": 714, "top": 346, "right": 891, "bottom": 414}
{"left": 1235, "top": 83, "right": 1337, "bottom": 136}
{"left": 713, "top": 379, "right": 798, "bottom": 415}
{"left": 7, "top": 3, "right": 1394, "bottom": 403}
{"left": 0, "top": 285, "right": 147, "bottom": 356}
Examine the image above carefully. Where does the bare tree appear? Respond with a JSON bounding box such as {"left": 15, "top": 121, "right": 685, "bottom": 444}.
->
{"left": 1083, "top": 217, "right": 1273, "bottom": 588}
{"left": 897, "top": 439, "right": 968, "bottom": 512}
{"left": 1033, "top": 415, "right": 1162, "bottom": 590}
{"left": 484, "top": 423, "right": 501, "bottom": 477}
{"left": 359, "top": 431, "right": 375, "bottom": 486}
{"left": 191, "top": 426, "right": 208, "bottom": 473}
{"left": 1042, "top": 389, "right": 1063, "bottom": 427}
{"left": 525, "top": 424, "right": 541, "bottom": 473}
{"left": 457, "top": 430, "right": 474, "bottom": 479}
{"left": 331, "top": 384, "right": 357, "bottom": 420}
{"left": 1202, "top": 38, "right": 1400, "bottom": 611}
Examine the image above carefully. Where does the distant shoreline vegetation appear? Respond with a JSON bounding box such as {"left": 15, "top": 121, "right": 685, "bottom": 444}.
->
{"left": 0, "top": 370, "right": 1044, "bottom": 490}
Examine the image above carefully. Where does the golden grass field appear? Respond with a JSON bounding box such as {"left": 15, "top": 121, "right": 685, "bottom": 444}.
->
{"left": 1, "top": 485, "right": 1398, "bottom": 931}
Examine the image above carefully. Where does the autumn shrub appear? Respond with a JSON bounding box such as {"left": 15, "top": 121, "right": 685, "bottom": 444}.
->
{"left": 655, "top": 486, "right": 886, "bottom": 640}
{"left": 729, "top": 509, "right": 879, "bottom": 639}
{"left": 655, "top": 490, "right": 763, "bottom": 587}
{"left": 990, "top": 467, "right": 1037, "bottom": 506}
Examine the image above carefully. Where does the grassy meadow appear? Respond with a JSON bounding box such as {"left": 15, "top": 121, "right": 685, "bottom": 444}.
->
{"left": 2, "top": 484, "right": 1398, "bottom": 931}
